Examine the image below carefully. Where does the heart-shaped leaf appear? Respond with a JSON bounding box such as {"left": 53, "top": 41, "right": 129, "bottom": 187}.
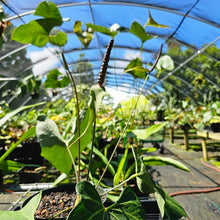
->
{"left": 68, "top": 181, "right": 145, "bottom": 220}
{"left": 34, "top": 1, "right": 62, "bottom": 21}
{"left": 11, "top": 1, "right": 66, "bottom": 47}
{"left": 124, "top": 57, "right": 148, "bottom": 79}
{"left": 130, "top": 21, "right": 152, "bottom": 43}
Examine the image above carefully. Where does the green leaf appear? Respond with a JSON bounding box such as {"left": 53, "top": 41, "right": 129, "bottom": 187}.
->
{"left": 156, "top": 55, "right": 174, "bottom": 71}
{"left": 68, "top": 182, "right": 145, "bottom": 220}
{"left": 11, "top": 1, "right": 65, "bottom": 47}
{"left": 68, "top": 85, "right": 107, "bottom": 158}
{"left": 0, "top": 127, "right": 36, "bottom": 165}
{"left": 36, "top": 116, "right": 66, "bottom": 148}
{"left": 34, "top": 1, "right": 62, "bottom": 21}
{"left": 0, "top": 191, "right": 42, "bottom": 220}
{"left": 86, "top": 23, "right": 117, "bottom": 38}
{"left": 74, "top": 21, "right": 83, "bottom": 33}
{"left": 145, "top": 10, "right": 170, "bottom": 28}
{"left": 52, "top": 173, "right": 68, "bottom": 187}
{"left": 107, "top": 186, "right": 146, "bottom": 219}
{"left": 0, "top": 160, "right": 37, "bottom": 175}
{"left": 127, "top": 122, "right": 167, "bottom": 140}
{"left": 124, "top": 58, "right": 148, "bottom": 79}
{"left": 12, "top": 20, "right": 49, "bottom": 47}
{"left": 113, "top": 146, "right": 128, "bottom": 186}
{"left": 74, "top": 21, "right": 93, "bottom": 48}
{"left": 41, "top": 145, "right": 72, "bottom": 174}
{"left": 0, "top": 102, "right": 45, "bottom": 127}
{"left": 67, "top": 181, "right": 105, "bottom": 220}
{"left": 143, "top": 156, "right": 190, "bottom": 172}
{"left": 136, "top": 159, "right": 155, "bottom": 194}
{"left": 49, "top": 31, "right": 68, "bottom": 46}
{"left": 155, "top": 185, "right": 188, "bottom": 219}
{"left": 129, "top": 21, "right": 152, "bottom": 43}
{"left": 87, "top": 144, "right": 115, "bottom": 176}
{"left": 36, "top": 116, "right": 72, "bottom": 174}
{"left": 45, "top": 69, "right": 70, "bottom": 89}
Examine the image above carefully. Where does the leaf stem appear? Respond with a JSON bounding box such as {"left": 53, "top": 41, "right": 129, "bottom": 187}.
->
{"left": 61, "top": 51, "right": 81, "bottom": 183}
{"left": 87, "top": 120, "right": 96, "bottom": 180}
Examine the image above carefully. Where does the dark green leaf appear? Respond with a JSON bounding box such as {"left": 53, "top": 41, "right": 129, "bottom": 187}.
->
{"left": 68, "top": 182, "right": 145, "bottom": 220}
{"left": 67, "top": 181, "right": 105, "bottom": 220}
{"left": 130, "top": 21, "right": 152, "bottom": 43}
{"left": 107, "top": 186, "right": 146, "bottom": 220}
{"left": 155, "top": 185, "right": 188, "bottom": 219}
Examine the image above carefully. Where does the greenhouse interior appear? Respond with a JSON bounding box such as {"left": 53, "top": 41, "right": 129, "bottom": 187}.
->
{"left": 0, "top": 0, "right": 220, "bottom": 219}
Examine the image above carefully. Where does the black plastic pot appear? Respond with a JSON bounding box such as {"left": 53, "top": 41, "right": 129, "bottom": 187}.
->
{"left": 22, "top": 183, "right": 76, "bottom": 220}
{"left": 210, "top": 123, "right": 220, "bottom": 132}
{"left": 21, "top": 183, "right": 161, "bottom": 220}
{"left": 9, "top": 142, "right": 44, "bottom": 165}
{"left": 17, "top": 166, "right": 43, "bottom": 184}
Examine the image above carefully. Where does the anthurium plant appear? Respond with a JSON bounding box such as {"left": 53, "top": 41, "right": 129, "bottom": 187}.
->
{"left": 0, "top": 1, "right": 189, "bottom": 219}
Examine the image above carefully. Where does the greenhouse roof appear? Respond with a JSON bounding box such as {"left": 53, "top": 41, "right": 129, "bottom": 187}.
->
{"left": 0, "top": 0, "right": 220, "bottom": 107}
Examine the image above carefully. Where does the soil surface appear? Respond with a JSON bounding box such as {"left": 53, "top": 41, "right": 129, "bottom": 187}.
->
{"left": 35, "top": 191, "right": 76, "bottom": 219}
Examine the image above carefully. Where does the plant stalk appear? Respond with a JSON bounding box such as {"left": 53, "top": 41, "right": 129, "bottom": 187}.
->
{"left": 61, "top": 52, "right": 81, "bottom": 183}
{"left": 96, "top": 44, "right": 163, "bottom": 188}
{"left": 87, "top": 120, "right": 96, "bottom": 181}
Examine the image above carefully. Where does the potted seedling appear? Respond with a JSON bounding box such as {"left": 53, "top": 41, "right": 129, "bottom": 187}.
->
{"left": 0, "top": 2, "right": 189, "bottom": 219}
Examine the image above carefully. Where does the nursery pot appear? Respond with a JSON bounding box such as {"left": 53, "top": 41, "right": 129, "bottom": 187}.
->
{"left": 9, "top": 142, "right": 44, "bottom": 165}
{"left": 22, "top": 183, "right": 161, "bottom": 220}
{"left": 17, "top": 166, "right": 43, "bottom": 184}
{"left": 22, "top": 183, "right": 76, "bottom": 220}
{"left": 210, "top": 123, "right": 220, "bottom": 132}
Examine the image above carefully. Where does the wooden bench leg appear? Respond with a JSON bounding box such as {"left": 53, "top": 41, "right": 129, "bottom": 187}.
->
{"left": 184, "top": 130, "right": 189, "bottom": 151}
{"left": 170, "top": 128, "right": 174, "bottom": 143}
{"left": 201, "top": 138, "right": 208, "bottom": 160}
